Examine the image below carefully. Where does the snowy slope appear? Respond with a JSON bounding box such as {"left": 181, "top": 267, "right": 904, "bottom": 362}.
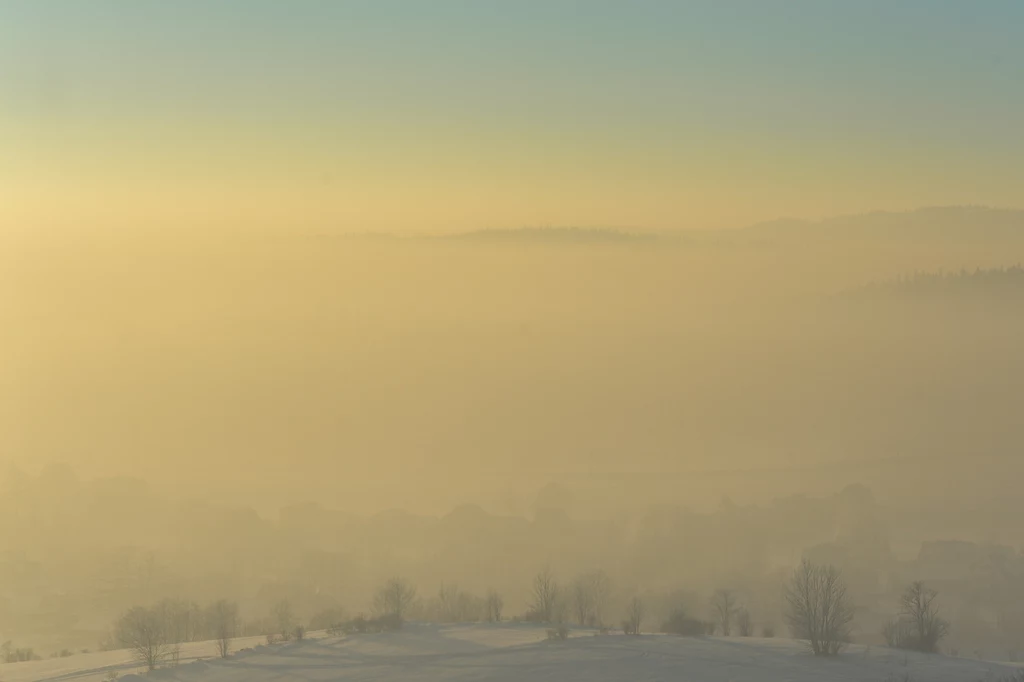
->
{"left": 5, "top": 624, "right": 1021, "bottom": 682}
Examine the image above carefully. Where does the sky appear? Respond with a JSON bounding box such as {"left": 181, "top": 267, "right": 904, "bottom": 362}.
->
{"left": 1, "top": 0, "right": 1023, "bottom": 233}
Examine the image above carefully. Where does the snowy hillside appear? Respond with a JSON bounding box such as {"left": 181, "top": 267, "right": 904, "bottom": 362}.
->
{"left": 4, "top": 624, "right": 1022, "bottom": 682}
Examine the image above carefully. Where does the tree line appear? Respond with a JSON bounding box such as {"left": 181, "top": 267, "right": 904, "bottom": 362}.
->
{"left": 109, "top": 560, "right": 953, "bottom": 671}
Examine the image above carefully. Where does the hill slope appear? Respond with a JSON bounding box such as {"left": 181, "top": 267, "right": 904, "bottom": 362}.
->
{"left": 6, "top": 624, "right": 1021, "bottom": 682}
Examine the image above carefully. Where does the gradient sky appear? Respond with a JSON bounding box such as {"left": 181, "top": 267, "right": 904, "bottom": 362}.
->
{"left": 2, "top": 1, "right": 1022, "bottom": 233}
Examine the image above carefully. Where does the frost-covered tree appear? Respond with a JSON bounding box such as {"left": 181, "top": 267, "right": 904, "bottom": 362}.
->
{"left": 117, "top": 606, "right": 169, "bottom": 670}
{"left": 784, "top": 560, "right": 853, "bottom": 656}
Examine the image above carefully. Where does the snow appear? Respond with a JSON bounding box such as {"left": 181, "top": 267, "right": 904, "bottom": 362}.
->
{"left": 4, "top": 625, "right": 1020, "bottom": 682}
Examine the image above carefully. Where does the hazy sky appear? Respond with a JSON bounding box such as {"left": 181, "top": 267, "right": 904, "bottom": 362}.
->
{"left": 2, "top": 1, "right": 1022, "bottom": 232}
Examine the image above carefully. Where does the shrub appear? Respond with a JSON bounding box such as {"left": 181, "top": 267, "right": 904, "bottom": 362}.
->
{"left": 373, "top": 577, "right": 417, "bottom": 622}
{"left": 883, "top": 617, "right": 914, "bottom": 649}
{"left": 375, "top": 613, "right": 402, "bottom": 632}
{"left": 736, "top": 608, "right": 754, "bottom": 637}
{"left": 891, "top": 581, "right": 950, "bottom": 654}
{"left": 309, "top": 607, "right": 349, "bottom": 631}
{"left": 660, "top": 609, "right": 709, "bottom": 636}
{"left": 625, "top": 597, "right": 644, "bottom": 636}
{"left": 350, "top": 614, "right": 369, "bottom": 633}
{"left": 98, "top": 634, "right": 116, "bottom": 652}
{"left": 432, "top": 582, "right": 487, "bottom": 623}
{"left": 272, "top": 600, "right": 295, "bottom": 641}
{"left": 293, "top": 625, "right": 306, "bottom": 641}
{"left": 2, "top": 643, "right": 41, "bottom": 663}
{"left": 881, "top": 582, "right": 950, "bottom": 654}
{"left": 522, "top": 609, "right": 546, "bottom": 623}
{"left": 546, "top": 625, "right": 569, "bottom": 641}
{"left": 341, "top": 613, "right": 401, "bottom": 635}
{"left": 762, "top": 624, "right": 776, "bottom": 638}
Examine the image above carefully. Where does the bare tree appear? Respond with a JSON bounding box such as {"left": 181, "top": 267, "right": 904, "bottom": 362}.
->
{"left": 206, "top": 600, "right": 238, "bottom": 659}
{"left": 883, "top": 616, "right": 913, "bottom": 649}
{"left": 116, "top": 606, "right": 169, "bottom": 671}
{"left": 736, "top": 607, "right": 754, "bottom": 637}
{"left": 529, "top": 566, "right": 560, "bottom": 623}
{"left": 185, "top": 601, "right": 203, "bottom": 642}
{"left": 571, "top": 574, "right": 594, "bottom": 626}
{"left": 437, "top": 582, "right": 460, "bottom": 623}
{"left": 157, "top": 599, "right": 202, "bottom": 644}
{"left": 711, "top": 589, "right": 737, "bottom": 636}
{"left": 428, "top": 583, "right": 482, "bottom": 623}
{"left": 272, "top": 600, "right": 294, "bottom": 640}
{"left": 898, "top": 581, "right": 949, "bottom": 653}
{"left": 459, "top": 591, "right": 486, "bottom": 622}
{"left": 568, "top": 570, "right": 612, "bottom": 627}
{"left": 587, "top": 570, "right": 612, "bottom": 627}
{"left": 374, "top": 577, "right": 417, "bottom": 622}
{"left": 624, "top": 596, "right": 645, "bottom": 635}
{"left": 784, "top": 560, "right": 854, "bottom": 656}
{"left": 485, "top": 589, "right": 504, "bottom": 623}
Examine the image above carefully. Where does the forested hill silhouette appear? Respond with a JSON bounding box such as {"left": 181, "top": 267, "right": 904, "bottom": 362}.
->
{"left": 439, "top": 226, "right": 653, "bottom": 243}
{"left": 286, "top": 206, "right": 1024, "bottom": 245}
{"left": 838, "top": 265, "right": 1024, "bottom": 302}
{"left": 419, "top": 206, "right": 1024, "bottom": 245}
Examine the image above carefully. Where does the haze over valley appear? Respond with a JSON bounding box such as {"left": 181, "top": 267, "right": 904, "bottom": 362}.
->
{"left": 4, "top": 2, "right": 1024, "bottom": 680}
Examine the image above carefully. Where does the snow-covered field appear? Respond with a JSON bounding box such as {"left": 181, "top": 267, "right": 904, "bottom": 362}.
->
{"left": 3, "top": 624, "right": 1021, "bottom": 682}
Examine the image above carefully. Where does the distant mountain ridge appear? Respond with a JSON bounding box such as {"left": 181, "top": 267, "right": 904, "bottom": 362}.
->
{"left": 734, "top": 206, "right": 1024, "bottom": 242}
{"left": 290, "top": 206, "right": 1024, "bottom": 243}
{"left": 437, "top": 226, "right": 654, "bottom": 242}
{"left": 426, "top": 206, "right": 1024, "bottom": 244}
